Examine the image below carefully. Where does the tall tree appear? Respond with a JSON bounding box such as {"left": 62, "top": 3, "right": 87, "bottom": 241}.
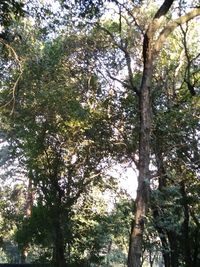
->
{"left": 128, "top": 2, "right": 200, "bottom": 266}
{"left": 0, "top": 14, "right": 118, "bottom": 265}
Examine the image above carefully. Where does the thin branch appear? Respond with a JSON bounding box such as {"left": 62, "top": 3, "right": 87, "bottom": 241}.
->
{"left": 97, "top": 24, "right": 126, "bottom": 52}
{"left": 118, "top": 1, "right": 144, "bottom": 34}
{"left": 180, "top": 23, "right": 194, "bottom": 94}
{"left": 106, "top": 70, "right": 129, "bottom": 88}
{"left": 0, "top": 38, "right": 21, "bottom": 62}
{"left": 97, "top": 24, "right": 139, "bottom": 95}
{"left": 0, "top": 38, "right": 23, "bottom": 114}
{"left": 119, "top": 4, "right": 123, "bottom": 46}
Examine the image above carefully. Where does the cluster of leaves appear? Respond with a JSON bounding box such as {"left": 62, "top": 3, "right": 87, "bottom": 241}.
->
{"left": 0, "top": 0, "right": 24, "bottom": 28}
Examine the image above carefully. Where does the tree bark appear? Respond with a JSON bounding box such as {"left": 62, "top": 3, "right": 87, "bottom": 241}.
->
{"left": 52, "top": 195, "right": 66, "bottom": 267}
{"left": 21, "top": 177, "right": 34, "bottom": 263}
{"left": 53, "top": 220, "right": 66, "bottom": 267}
{"left": 167, "top": 231, "right": 179, "bottom": 267}
{"left": 128, "top": 28, "right": 153, "bottom": 267}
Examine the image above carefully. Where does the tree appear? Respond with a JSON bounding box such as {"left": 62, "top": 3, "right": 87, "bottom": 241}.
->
{"left": 0, "top": 12, "right": 120, "bottom": 266}
{"left": 127, "top": 1, "right": 200, "bottom": 265}
{"left": 1, "top": 1, "right": 200, "bottom": 266}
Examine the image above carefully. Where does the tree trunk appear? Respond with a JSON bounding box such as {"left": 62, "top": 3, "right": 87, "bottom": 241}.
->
{"left": 21, "top": 177, "right": 34, "bottom": 263}
{"left": 128, "top": 31, "right": 153, "bottom": 267}
{"left": 167, "top": 231, "right": 179, "bottom": 267}
{"left": 180, "top": 181, "right": 191, "bottom": 267}
{"left": 52, "top": 210, "right": 66, "bottom": 267}
{"left": 152, "top": 207, "right": 171, "bottom": 267}
{"left": 153, "top": 140, "right": 171, "bottom": 267}
{"left": 193, "top": 228, "right": 199, "bottom": 267}
{"left": 53, "top": 232, "right": 66, "bottom": 267}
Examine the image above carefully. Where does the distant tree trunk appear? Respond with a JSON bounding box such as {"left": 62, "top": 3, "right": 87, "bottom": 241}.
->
{"left": 51, "top": 175, "right": 66, "bottom": 267}
{"left": 152, "top": 207, "right": 171, "bottom": 267}
{"left": 21, "top": 176, "right": 34, "bottom": 263}
{"left": 21, "top": 245, "right": 28, "bottom": 264}
{"left": 153, "top": 140, "right": 171, "bottom": 267}
{"left": 167, "top": 231, "right": 179, "bottom": 267}
{"left": 180, "top": 181, "right": 191, "bottom": 267}
{"left": 52, "top": 214, "right": 66, "bottom": 267}
{"left": 192, "top": 228, "right": 200, "bottom": 267}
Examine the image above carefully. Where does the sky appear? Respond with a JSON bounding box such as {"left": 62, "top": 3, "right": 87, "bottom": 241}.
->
{"left": 107, "top": 163, "right": 138, "bottom": 199}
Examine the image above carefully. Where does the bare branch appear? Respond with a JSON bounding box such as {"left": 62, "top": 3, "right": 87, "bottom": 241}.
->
{"left": 106, "top": 70, "right": 129, "bottom": 88}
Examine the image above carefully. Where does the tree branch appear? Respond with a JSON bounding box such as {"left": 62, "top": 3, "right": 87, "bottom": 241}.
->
{"left": 154, "top": 0, "right": 174, "bottom": 19}
{"left": 106, "top": 70, "right": 129, "bottom": 88}
{"left": 155, "top": 8, "right": 200, "bottom": 52}
{"left": 143, "top": 1, "right": 174, "bottom": 66}
{"left": 97, "top": 24, "right": 139, "bottom": 95}
{"left": 145, "top": 0, "right": 174, "bottom": 40}
{"left": 124, "top": 51, "right": 140, "bottom": 95}
{"left": 0, "top": 38, "right": 23, "bottom": 114}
